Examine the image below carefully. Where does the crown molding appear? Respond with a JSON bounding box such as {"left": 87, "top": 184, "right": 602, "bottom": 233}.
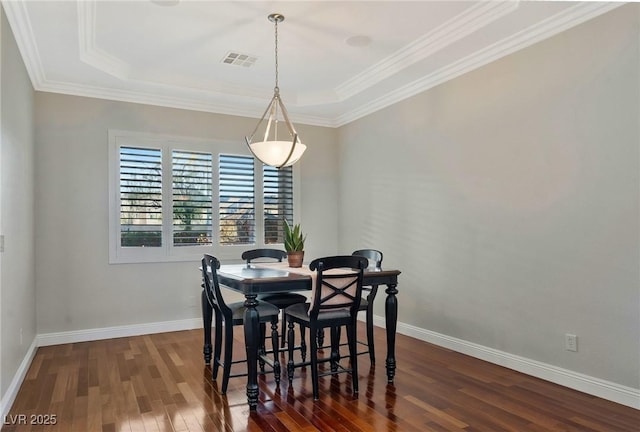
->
{"left": 1, "top": 0, "right": 46, "bottom": 86}
{"left": 77, "top": 0, "right": 131, "bottom": 80}
{"left": 36, "top": 78, "right": 336, "bottom": 127}
{"left": 3, "top": 1, "right": 623, "bottom": 129}
{"left": 334, "top": 1, "right": 624, "bottom": 127}
{"left": 335, "top": 0, "right": 519, "bottom": 101}
{"left": 77, "top": 0, "right": 271, "bottom": 100}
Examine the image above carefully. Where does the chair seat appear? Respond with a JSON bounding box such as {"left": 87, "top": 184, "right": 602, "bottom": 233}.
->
{"left": 285, "top": 302, "right": 352, "bottom": 323}
{"left": 228, "top": 300, "right": 281, "bottom": 325}
{"left": 258, "top": 292, "right": 307, "bottom": 309}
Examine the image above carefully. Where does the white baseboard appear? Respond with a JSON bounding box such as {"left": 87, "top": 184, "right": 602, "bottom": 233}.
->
{"left": 36, "top": 318, "right": 202, "bottom": 346}
{"left": 0, "top": 339, "right": 38, "bottom": 423}
{"left": 2, "top": 315, "right": 637, "bottom": 424}
{"left": 1, "top": 319, "right": 201, "bottom": 422}
{"left": 372, "top": 315, "right": 640, "bottom": 409}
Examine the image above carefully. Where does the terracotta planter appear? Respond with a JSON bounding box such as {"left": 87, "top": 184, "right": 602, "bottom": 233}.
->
{"left": 287, "top": 251, "right": 304, "bottom": 268}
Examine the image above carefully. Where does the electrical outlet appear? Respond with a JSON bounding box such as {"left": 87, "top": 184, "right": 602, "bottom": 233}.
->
{"left": 19, "top": 328, "right": 23, "bottom": 346}
{"left": 565, "top": 333, "right": 578, "bottom": 352}
{"left": 0, "top": 235, "right": 4, "bottom": 252}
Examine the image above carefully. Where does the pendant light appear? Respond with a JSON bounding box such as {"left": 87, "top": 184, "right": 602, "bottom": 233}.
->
{"left": 245, "top": 13, "right": 306, "bottom": 168}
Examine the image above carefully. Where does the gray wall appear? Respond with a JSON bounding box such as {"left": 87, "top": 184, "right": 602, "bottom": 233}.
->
{"left": 1, "top": 8, "right": 36, "bottom": 396}
{"left": 337, "top": 5, "right": 639, "bottom": 388}
{"left": 34, "top": 94, "right": 339, "bottom": 334}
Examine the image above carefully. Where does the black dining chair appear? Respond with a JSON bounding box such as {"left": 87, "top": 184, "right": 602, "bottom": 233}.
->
{"left": 352, "top": 249, "right": 383, "bottom": 363}
{"left": 242, "top": 249, "right": 308, "bottom": 349}
{"left": 284, "top": 255, "right": 368, "bottom": 401}
{"left": 316, "top": 249, "right": 384, "bottom": 364}
{"left": 201, "top": 254, "right": 281, "bottom": 394}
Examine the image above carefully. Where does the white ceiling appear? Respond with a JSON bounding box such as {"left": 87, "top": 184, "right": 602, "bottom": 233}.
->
{"left": 3, "top": 1, "right": 622, "bottom": 127}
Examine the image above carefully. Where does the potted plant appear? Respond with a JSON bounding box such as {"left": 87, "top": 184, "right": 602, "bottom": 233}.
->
{"left": 283, "top": 218, "right": 306, "bottom": 268}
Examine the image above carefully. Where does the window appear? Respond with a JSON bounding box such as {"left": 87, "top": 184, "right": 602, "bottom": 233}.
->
{"left": 219, "top": 155, "right": 255, "bottom": 245}
{"left": 172, "top": 150, "right": 213, "bottom": 246}
{"left": 109, "top": 130, "right": 299, "bottom": 263}
{"left": 264, "top": 165, "right": 293, "bottom": 244}
{"left": 119, "top": 147, "right": 162, "bottom": 247}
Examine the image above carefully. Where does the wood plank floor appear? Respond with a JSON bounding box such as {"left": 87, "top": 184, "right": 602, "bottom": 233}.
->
{"left": 3, "top": 326, "right": 639, "bottom": 431}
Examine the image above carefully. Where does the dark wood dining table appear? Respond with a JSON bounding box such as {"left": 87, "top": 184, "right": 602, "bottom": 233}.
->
{"left": 200, "top": 263, "right": 401, "bottom": 410}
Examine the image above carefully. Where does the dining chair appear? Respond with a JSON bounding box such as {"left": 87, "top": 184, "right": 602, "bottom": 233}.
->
{"left": 316, "top": 249, "right": 384, "bottom": 364}
{"left": 284, "top": 255, "right": 368, "bottom": 401}
{"left": 352, "top": 249, "right": 383, "bottom": 364}
{"left": 241, "top": 249, "right": 308, "bottom": 349}
{"left": 201, "top": 254, "right": 281, "bottom": 394}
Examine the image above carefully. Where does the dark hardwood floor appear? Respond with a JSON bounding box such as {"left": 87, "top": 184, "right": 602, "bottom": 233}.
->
{"left": 3, "top": 325, "right": 639, "bottom": 431}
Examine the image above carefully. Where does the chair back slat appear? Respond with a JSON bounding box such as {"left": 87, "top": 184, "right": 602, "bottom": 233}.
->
{"left": 202, "top": 254, "right": 232, "bottom": 316}
{"left": 242, "top": 248, "right": 287, "bottom": 264}
{"left": 308, "top": 255, "right": 368, "bottom": 318}
{"left": 316, "top": 273, "right": 359, "bottom": 307}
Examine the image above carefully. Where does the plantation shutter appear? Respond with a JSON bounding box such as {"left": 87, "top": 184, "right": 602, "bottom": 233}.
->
{"left": 263, "top": 165, "right": 293, "bottom": 244}
{"left": 219, "top": 154, "right": 255, "bottom": 245}
{"left": 172, "top": 150, "right": 213, "bottom": 246}
{"left": 119, "top": 147, "right": 162, "bottom": 247}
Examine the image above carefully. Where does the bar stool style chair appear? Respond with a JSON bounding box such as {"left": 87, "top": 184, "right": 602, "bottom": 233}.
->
{"left": 317, "top": 249, "right": 383, "bottom": 363}
{"left": 285, "top": 255, "right": 368, "bottom": 400}
{"left": 242, "top": 249, "right": 308, "bottom": 348}
{"left": 352, "top": 249, "right": 383, "bottom": 364}
{"left": 201, "top": 254, "right": 281, "bottom": 394}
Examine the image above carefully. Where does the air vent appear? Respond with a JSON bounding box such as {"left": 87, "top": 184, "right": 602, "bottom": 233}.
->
{"left": 222, "top": 52, "right": 257, "bottom": 67}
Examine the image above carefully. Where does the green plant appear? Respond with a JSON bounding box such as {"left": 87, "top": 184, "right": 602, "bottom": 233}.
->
{"left": 283, "top": 219, "right": 306, "bottom": 252}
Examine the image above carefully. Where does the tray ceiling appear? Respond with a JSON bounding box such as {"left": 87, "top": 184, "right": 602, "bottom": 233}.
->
{"left": 3, "top": 1, "right": 622, "bottom": 127}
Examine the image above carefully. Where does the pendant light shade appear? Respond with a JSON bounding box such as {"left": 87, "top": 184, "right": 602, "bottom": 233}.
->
{"left": 245, "top": 13, "right": 306, "bottom": 169}
{"left": 248, "top": 139, "right": 306, "bottom": 167}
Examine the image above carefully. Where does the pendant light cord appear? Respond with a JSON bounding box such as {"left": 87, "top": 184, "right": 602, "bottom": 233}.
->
{"left": 245, "top": 13, "right": 306, "bottom": 168}
{"left": 274, "top": 18, "right": 279, "bottom": 94}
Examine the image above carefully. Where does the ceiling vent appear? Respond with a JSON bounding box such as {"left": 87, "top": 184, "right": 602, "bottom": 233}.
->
{"left": 222, "top": 52, "right": 257, "bottom": 67}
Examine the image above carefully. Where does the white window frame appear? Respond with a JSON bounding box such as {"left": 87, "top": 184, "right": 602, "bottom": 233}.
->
{"left": 108, "top": 129, "right": 301, "bottom": 264}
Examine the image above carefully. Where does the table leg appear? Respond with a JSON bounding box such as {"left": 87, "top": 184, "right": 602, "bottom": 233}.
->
{"left": 384, "top": 283, "right": 398, "bottom": 383}
{"left": 201, "top": 288, "right": 212, "bottom": 364}
{"left": 244, "top": 293, "right": 260, "bottom": 410}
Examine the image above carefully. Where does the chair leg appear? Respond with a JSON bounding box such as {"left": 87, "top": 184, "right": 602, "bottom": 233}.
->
{"left": 221, "top": 324, "right": 234, "bottom": 394}
{"left": 366, "top": 299, "right": 376, "bottom": 364}
{"left": 279, "top": 309, "right": 287, "bottom": 348}
{"left": 259, "top": 323, "right": 266, "bottom": 372}
{"left": 212, "top": 310, "right": 223, "bottom": 380}
{"left": 317, "top": 328, "right": 325, "bottom": 348}
{"left": 300, "top": 325, "right": 307, "bottom": 362}
{"left": 330, "top": 327, "right": 340, "bottom": 373}
{"left": 287, "top": 319, "right": 295, "bottom": 385}
{"left": 346, "top": 323, "right": 359, "bottom": 395}
{"left": 310, "top": 325, "right": 320, "bottom": 401}
{"left": 271, "top": 318, "right": 281, "bottom": 386}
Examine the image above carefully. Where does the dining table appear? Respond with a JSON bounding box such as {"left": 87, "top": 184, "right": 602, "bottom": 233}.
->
{"left": 200, "top": 261, "right": 401, "bottom": 410}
